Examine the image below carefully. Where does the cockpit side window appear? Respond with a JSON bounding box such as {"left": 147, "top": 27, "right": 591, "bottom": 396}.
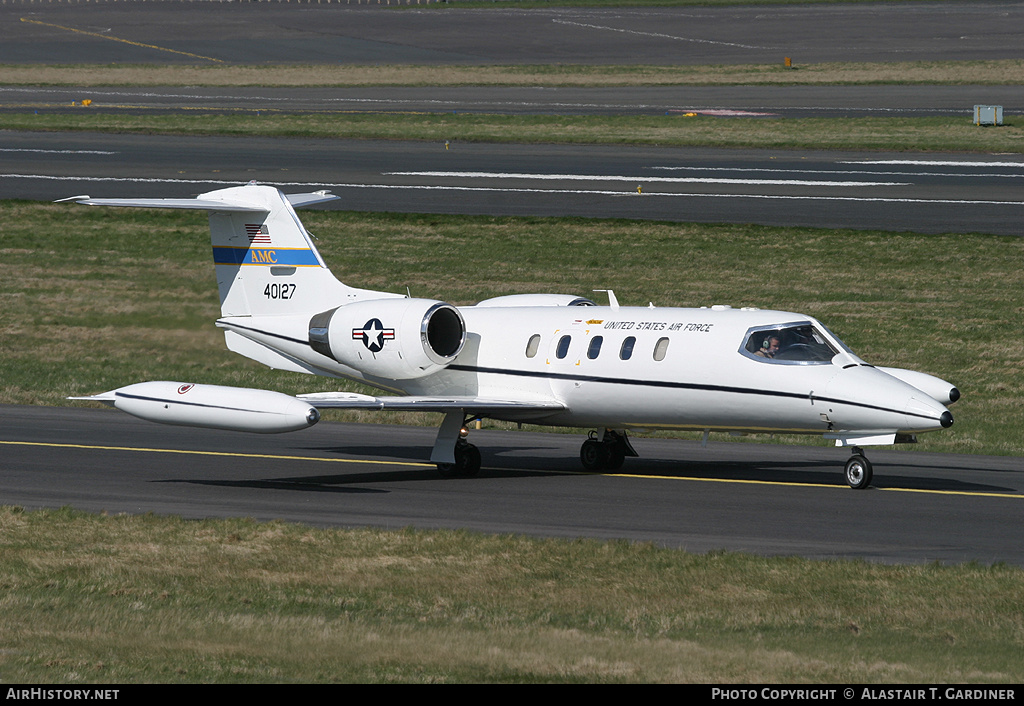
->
{"left": 741, "top": 322, "right": 839, "bottom": 365}
{"left": 525, "top": 334, "right": 542, "bottom": 358}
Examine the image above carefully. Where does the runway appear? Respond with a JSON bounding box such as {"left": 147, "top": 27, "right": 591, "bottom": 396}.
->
{"left": 3, "top": 405, "right": 1022, "bottom": 565}
{"left": 4, "top": 131, "right": 1023, "bottom": 235}
{"left": 3, "top": 3, "right": 1023, "bottom": 235}
{"left": 5, "top": 3, "right": 1023, "bottom": 65}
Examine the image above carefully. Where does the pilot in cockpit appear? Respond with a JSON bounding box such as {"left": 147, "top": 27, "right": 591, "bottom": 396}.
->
{"left": 754, "top": 335, "right": 781, "bottom": 358}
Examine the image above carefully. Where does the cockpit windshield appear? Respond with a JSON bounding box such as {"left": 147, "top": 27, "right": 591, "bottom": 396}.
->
{"left": 741, "top": 322, "right": 839, "bottom": 365}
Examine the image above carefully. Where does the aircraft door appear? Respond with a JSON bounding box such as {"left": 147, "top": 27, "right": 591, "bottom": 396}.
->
{"left": 546, "top": 330, "right": 583, "bottom": 398}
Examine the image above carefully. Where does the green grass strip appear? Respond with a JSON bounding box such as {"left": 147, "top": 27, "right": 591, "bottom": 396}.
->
{"left": 3, "top": 59, "right": 1021, "bottom": 87}
{"left": 3, "top": 112, "right": 1023, "bottom": 153}
{"left": 0, "top": 506, "right": 1021, "bottom": 683}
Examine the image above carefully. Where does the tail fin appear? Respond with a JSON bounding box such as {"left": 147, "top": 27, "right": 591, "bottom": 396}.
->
{"left": 66, "top": 183, "right": 360, "bottom": 317}
{"left": 202, "top": 183, "right": 352, "bottom": 317}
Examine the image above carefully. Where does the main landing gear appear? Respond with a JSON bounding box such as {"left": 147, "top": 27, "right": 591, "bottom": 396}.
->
{"left": 433, "top": 412, "right": 481, "bottom": 478}
{"left": 580, "top": 429, "right": 638, "bottom": 471}
{"left": 437, "top": 438, "right": 481, "bottom": 478}
{"left": 844, "top": 447, "right": 873, "bottom": 489}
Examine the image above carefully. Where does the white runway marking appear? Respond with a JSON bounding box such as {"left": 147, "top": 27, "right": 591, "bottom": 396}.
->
{"left": 0, "top": 173, "right": 244, "bottom": 186}
{"left": 842, "top": 160, "right": 1024, "bottom": 168}
{"left": 552, "top": 19, "right": 765, "bottom": 49}
{"left": 0, "top": 148, "right": 117, "bottom": 155}
{"left": 653, "top": 165, "right": 1024, "bottom": 179}
{"left": 6, "top": 173, "right": 1022, "bottom": 206}
{"left": 387, "top": 171, "right": 908, "bottom": 187}
{"left": 341, "top": 183, "right": 1024, "bottom": 206}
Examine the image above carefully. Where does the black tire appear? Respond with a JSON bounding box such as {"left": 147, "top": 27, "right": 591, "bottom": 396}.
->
{"left": 437, "top": 442, "right": 481, "bottom": 478}
{"left": 458, "top": 443, "right": 482, "bottom": 477}
{"left": 580, "top": 439, "right": 608, "bottom": 471}
{"left": 606, "top": 445, "right": 626, "bottom": 470}
{"left": 436, "top": 461, "right": 459, "bottom": 478}
{"left": 845, "top": 454, "right": 873, "bottom": 489}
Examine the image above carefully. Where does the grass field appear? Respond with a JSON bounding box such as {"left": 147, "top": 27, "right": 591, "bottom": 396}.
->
{"left": 3, "top": 59, "right": 1022, "bottom": 87}
{"left": 5, "top": 111, "right": 1022, "bottom": 153}
{"left": 1, "top": 506, "right": 1021, "bottom": 683}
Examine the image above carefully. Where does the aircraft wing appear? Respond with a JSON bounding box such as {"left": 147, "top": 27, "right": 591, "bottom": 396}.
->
{"left": 298, "top": 391, "right": 565, "bottom": 417}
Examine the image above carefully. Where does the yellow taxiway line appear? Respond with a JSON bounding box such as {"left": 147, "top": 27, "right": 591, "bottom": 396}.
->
{"left": 3, "top": 440, "right": 1021, "bottom": 499}
{"left": 0, "top": 440, "right": 433, "bottom": 468}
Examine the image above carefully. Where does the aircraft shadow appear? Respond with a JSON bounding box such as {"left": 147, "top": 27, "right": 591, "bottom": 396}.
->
{"left": 632, "top": 458, "right": 1018, "bottom": 494}
{"left": 156, "top": 477, "right": 389, "bottom": 494}
{"left": 157, "top": 445, "right": 1019, "bottom": 496}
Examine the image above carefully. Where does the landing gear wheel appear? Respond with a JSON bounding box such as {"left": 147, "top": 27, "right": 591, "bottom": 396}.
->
{"left": 605, "top": 445, "right": 626, "bottom": 471}
{"left": 457, "top": 443, "right": 482, "bottom": 478}
{"left": 845, "top": 454, "right": 873, "bottom": 489}
{"left": 580, "top": 439, "right": 609, "bottom": 471}
{"left": 437, "top": 441, "right": 481, "bottom": 478}
{"left": 580, "top": 430, "right": 634, "bottom": 471}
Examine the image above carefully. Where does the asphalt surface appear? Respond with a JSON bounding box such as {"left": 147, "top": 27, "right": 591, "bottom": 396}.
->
{"left": 5, "top": 3, "right": 1024, "bottom": 65}
{"left": 3, "top": 3, "right": 1024, "bottom": 234}
{"left": 5, "top": 131, "right": 1023, "bottom": 235}
{"left": 3, "top": 4, "right": 1024, "bottom": 234}
{"left": 4, "top": 405, "right": 1022, "bottom": 565}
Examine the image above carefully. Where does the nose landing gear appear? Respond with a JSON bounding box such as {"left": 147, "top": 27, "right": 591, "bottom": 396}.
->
{"left": 844, "top": 447, "right": 873, "bottom": 489}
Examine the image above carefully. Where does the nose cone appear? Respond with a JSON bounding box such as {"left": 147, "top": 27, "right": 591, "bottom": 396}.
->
{"left": 824, "top": 367, "right": 953, "bottom": 434}
{"left": 904, "top": 389, "right": 954, "bottom": 432}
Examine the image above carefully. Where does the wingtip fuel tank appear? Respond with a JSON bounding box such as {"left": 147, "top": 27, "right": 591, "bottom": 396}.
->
{"left": 72, "top": 381, "right": 320, "bottom": 434}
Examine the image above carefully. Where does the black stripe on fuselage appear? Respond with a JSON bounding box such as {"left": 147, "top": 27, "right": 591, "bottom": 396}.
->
{"left": 447, "top": 364, "right": 940, "bottom": 424}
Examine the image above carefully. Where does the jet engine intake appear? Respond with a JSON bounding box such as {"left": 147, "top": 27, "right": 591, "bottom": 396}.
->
{"left": 309, "top": 298, "right": 466, "bottom": 380}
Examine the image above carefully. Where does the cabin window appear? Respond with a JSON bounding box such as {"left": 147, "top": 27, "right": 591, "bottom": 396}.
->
{"left": 653, "top": 337, "right": 670, "bottom": 361}
{"left": 525, "top": 334, "right": 541, "bottom": 358}
{"left": 740, "top": 322, "right": 839, "bottom": 365}
{"left": 555, "top": 335, "right": 572, "bottom": 360}
{"left": 587, "top": 336, "right": 603, "bottom": 359}
{"left": 619, "top": 336, "right": 636, "bottom": 360}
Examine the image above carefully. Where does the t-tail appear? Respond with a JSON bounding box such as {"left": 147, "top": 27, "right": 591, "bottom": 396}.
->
{"left": 64, "top": 183, "right": 391, "bottom": 318}
{"left": 64, "top": 183, "right": 407, "bottom": 374}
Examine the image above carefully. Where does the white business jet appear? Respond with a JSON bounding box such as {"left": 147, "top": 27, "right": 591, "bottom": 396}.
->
{"left": 64, "top": 183, "right": 958, "bottom": 489}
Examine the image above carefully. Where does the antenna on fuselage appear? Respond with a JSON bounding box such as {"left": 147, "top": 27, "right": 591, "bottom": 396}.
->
{"left": 594, "top": 289, "right": 619, "bottom": 311}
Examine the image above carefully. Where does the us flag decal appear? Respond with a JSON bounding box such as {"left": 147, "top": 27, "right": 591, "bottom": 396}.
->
{"left": 245, "top": 224, "right": 271, "bottom": 244}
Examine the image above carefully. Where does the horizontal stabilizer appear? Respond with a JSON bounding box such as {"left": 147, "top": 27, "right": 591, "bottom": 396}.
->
{"left": 61, "top": 196, "right": 267, "bottom": 213}
{"left": 285, "top": 191, "right": 340, "bottom": 208}
{"left": 60, "top": 190, "right": 338, "bottom": 213}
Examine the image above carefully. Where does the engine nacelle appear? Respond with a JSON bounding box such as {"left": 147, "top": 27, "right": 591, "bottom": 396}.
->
{"left": 308, "top": 298, "right": 466, "bottom": 380}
